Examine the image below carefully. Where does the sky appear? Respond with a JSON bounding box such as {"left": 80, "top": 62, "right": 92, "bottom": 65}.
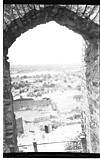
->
{"left": 8, "top": 21, "right": 84, "bottom": 66}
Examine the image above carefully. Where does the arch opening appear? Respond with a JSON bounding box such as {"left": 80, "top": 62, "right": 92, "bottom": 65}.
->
{"left": 8, "top": 21, "right": 88, "bottom": 152}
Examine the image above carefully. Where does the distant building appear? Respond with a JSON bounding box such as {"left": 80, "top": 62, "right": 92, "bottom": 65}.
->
{"left": 16, "top": 117, "right": 24, "bottom": 136}
{"left": 13, "top": 98, "right": 34, "bottom": 112}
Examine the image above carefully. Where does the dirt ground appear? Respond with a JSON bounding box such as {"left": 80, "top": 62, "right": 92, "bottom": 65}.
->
{"left": 15, "top": 90, "right": 82, "bottom": 152}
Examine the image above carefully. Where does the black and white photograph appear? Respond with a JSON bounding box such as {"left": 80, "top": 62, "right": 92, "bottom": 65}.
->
{"left": 3, "top": 3, "right": 100, "bottom": 158}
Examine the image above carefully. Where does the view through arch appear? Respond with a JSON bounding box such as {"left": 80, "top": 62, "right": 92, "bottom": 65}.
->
{"left": 3, "top": 4, "right": 100, "bottom": 155}
{"left": 8, "top": 21, "right": 88, "bottom": 152}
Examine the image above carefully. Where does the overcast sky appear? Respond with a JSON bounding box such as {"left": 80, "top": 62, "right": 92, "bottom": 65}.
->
{"left": 8, "top": 21, "right": 84, "bottom": 65}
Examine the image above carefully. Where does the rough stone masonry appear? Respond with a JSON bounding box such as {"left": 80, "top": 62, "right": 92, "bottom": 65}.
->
{"left": 3, "top": 5, "right": 100, "bottom": 153}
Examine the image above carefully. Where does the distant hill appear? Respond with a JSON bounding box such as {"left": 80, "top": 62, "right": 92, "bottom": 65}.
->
{"left": 10, "top": 64, "right": 84, "bottom": 75}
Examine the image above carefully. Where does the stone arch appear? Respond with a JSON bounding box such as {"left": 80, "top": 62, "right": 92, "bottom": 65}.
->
{"left": 3, "top": 4, "right": 100, "bottom": 153}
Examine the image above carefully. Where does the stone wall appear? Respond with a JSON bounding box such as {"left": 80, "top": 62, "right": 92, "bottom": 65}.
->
{"left": 85, "top": 40, "right": 100, "bottom": 153}
{"left": 3, "top": 5, "right": 100, "bottom": 153}
{"left": 3, "top": 49, "right": 18, "bottom": 152}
